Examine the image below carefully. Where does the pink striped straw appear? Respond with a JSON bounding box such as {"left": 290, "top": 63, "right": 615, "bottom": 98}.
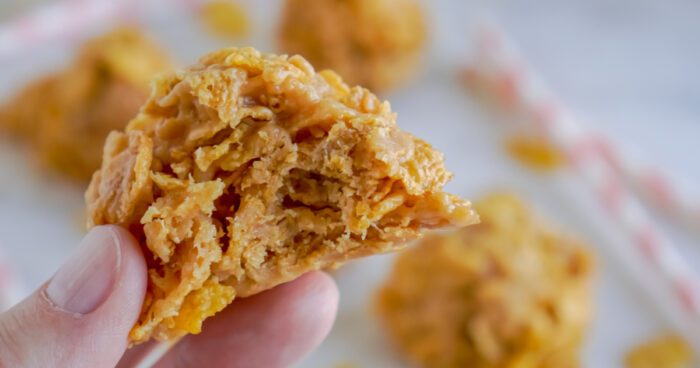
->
{"left": 0, "top": 0, "right": 127, "bottom": 62}
{"left": 463, "top": 23, "right": 700, "bottom": 348}
{"left": 608, "top": 151, "right": 700, "bottom": 238}
{"left": 0, "top": 0, "right": 210, "bottom": 63}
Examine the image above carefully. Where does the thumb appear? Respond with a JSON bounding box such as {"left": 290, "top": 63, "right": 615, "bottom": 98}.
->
{"left": 0, "top": 225, "right": 147, "bottom": 368}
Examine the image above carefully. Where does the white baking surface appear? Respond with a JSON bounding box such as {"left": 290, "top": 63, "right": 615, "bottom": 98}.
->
{"left": 0, "top": 1, "right": 699, "bottom": 367}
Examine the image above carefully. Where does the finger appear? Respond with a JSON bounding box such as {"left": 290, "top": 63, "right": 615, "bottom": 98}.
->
{"left": 0, "top": 225, "right": 147, "bottom": 368}
{"left": 154, "top": 271, "right": 339, "bottom": 368}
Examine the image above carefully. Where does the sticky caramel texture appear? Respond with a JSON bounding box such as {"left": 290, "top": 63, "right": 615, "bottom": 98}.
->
{"left": 0, "top": 28, "right": 171, "bottom": 181}
{"left": 376, "top": 194, "right": 594, "bottom": 368}
{"left": 626, "top": 334, "right": 694, "bottom": 368}
{"left": 278, "top": 0, "right": 426, "bottom": 92}
{"left": 85, "top": 47, "right": 476, "bottom": 344}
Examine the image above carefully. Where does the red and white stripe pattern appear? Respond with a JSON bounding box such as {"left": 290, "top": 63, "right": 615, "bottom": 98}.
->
{"left": 0, "top": 0, "right": 124, "bottom": 62}
{"left": 0, "top": 0, "right": 210, "bottom": 63}
{"left": 463, "top": 25, "right": 700, "bottom": 236}
{"left": 463, "top": 24, "right": 700, "bottom": 339}
{"left": 616, "top": 157, "right": 700, "bottom": 238}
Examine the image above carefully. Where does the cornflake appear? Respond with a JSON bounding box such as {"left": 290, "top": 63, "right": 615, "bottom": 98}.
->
{"left": 200, "top": 1, "right": 249, "bottom": 39}
{"left": 86, "top": 47, "right": 476, "bottom": 344}
{"left": 505, "top": 135, "right": 567, "bottom": 172}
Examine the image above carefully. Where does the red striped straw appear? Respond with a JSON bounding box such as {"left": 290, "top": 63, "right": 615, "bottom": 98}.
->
{"left": 0, "top": 0, "right": 125, "bottom": 62}
{"left": 610, "top": 152, "right": 700, "bottom": 238}
{"left": 0, "top": 0, "right": 210, "bottom": 63}
{"left": 463, "top": 23, "right": 700, "bottom": 348}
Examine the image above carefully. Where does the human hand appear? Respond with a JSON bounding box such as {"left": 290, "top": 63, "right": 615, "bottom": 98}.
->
{"left": 0, "top": 226, "right": 338, "bottom": 367}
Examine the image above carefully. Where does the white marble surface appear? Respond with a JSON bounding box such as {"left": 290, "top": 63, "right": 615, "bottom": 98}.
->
{"left": 0, "top": 1, "right": 698, "bottom": 367}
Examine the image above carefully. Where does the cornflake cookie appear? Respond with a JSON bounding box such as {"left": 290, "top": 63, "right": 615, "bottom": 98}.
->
{"left": 85, "top": 47, "right": 477, "bottom": 344}
{"left": 278, "top": 0, "right": 426, "bottom": 92}
{"left": 0, "top": 28, "right": 171, "bottom": 180}
{"left": 376, "top": 193, "right": 594, "bottom": 368}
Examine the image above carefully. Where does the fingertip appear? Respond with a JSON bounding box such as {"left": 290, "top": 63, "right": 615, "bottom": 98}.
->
{"left": 103, "top": 225, "right": 148, "bottom": 303}
{"left": 83, "top": 225, "right": 147, "bottom": 321}
{"left": 0, "top": 225, "right": 148, "bottom": 368}
{"left": 290, "top": 271, "right": 339, "bottom": 341}
{"left": 296, "top": 271, "right": 340, "bottom": 304}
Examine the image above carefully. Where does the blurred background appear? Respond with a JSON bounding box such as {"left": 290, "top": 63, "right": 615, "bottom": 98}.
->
{"left": 0, "top": 0, "right": 698, "bottom": 367}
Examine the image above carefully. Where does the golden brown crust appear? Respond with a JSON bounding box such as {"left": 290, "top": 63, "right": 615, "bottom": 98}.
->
{"left": 376, "top": 194, "right": 594, "bottom": 368}
{"left": 0, "top": 28, "right": 171, "bottom": 181}
{"left": 85, "top": 47, "right": 476, "bottom": 344}
{"left": 278, "top": 0, "right": 426, "bottom": 92}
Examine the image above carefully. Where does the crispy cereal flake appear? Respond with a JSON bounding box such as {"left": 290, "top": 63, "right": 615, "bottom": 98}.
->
{"left": 86, "top": 47, "right": 476, "bottom": 344}
{"left": 505, "top": 135, "right": 566, "bottom": 172}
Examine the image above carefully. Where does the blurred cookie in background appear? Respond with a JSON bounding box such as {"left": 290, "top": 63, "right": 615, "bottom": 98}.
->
{"left": 0, "top": 28, "right": 172, "bottom": 181}
{"left": 376, "top": 193, "right": 595, "bottom": 368}
{"left": 278, "top": 0, "right": 426, "bottom": 92}
{"left": 625, "top": 333, "right": 694, "bottom": 368}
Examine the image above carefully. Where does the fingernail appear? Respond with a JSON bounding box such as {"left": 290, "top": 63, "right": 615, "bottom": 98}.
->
{"left": 46, "top": 226, "right": 121, "bottom": 314}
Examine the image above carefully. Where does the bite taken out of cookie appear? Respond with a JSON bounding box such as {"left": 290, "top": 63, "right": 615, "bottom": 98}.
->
{"left": 85, "top": 47, "right": 477, "bottom": 344}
